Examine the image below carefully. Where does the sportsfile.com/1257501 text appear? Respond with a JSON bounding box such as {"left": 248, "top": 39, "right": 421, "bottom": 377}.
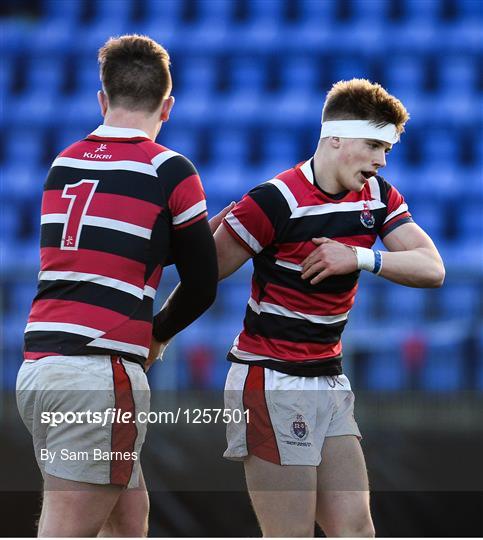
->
{"left": 40, "top": 408, "right": 250, "bottom": 427}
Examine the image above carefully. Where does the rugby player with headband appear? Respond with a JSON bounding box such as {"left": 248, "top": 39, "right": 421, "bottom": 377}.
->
{"left": 206, "top": 79, "right": 445, "bottom": 537}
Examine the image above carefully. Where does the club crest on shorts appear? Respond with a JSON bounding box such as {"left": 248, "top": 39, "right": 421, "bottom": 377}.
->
{"left": 291, "top": 414, "right": 308, "bottom": 440}
{"left": 360, "top": 202, "right": 375, "bottom": 228}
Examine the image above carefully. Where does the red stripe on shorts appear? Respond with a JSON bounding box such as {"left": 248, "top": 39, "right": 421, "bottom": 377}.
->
{"left": 110, "top": 356, "right": 138, "bottom": 486}
{"left": 24, "top": 352, "right": 62, "bottom": 360}
{"left": 243, "top": 365, "right": 281, "bottom": 465}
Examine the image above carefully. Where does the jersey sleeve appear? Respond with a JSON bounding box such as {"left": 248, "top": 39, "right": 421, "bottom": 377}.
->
{"left": 223, "top": 181, "right": 290, "bottom": 255}
{"left": 156, "top": 153, "right": 208, "bottom": 231}
{"left": 379, "top": 179, "right": 414, "bottom": 238}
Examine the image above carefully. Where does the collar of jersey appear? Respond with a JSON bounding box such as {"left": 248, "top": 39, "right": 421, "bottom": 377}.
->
{"left": 297, "top": 156, "right": 351, "bottom": 202}
{"left": 90, "top": 125, "right": 150, "bottom": 139}
{"left": 298, "top": 157, "right": 315, "bottom": 185}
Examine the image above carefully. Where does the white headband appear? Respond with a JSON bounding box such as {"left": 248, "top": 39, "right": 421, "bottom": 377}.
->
{"left": 320, "top": 120, "right": 399, "bottom": 144}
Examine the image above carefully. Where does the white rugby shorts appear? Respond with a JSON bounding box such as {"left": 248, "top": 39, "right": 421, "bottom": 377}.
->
{"left": 223, "top": 362, "right": 361, "bottom": 466}
{"left": 16, "top": 354, "right": 150, "bottom": 488}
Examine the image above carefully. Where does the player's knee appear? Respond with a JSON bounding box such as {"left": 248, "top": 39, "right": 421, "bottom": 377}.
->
{"left": 350, "top": 520, "right": 375, "bottom": 538}
{"left": 262, "top": 523, "right": 314, "bottom": 537}
{"left": 102, "top": 514, "right": 148, "bottom": 538}
{"left": 102, "top": 498, "right": 149, "bottom": 537}
{"left": 39, "top": 520, "right": 101, "bottom": 538}
{"left": 326, "top": 517, "right": 375, "bottom": 538}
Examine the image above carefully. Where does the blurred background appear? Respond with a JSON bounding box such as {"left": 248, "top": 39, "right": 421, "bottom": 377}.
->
{"left": 1, "top": 0, "right": 482, "bottom": 537}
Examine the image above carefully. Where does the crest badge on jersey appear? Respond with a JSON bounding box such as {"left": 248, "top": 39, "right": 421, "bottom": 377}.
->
{"left": 360, "top": 202, "right": 375, "bottom": 228}
{"left": 291, "top": 414, "right": 308, "bottom": 440}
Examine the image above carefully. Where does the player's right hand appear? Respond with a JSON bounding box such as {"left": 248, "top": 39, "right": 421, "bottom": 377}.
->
{"left": 145, "top": 337, "right": 170, "bottom": 372}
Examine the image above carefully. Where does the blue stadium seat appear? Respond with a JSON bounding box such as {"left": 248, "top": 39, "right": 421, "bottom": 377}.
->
{"left": 29, "top": 20, "right": 75, "bottom": 55}
{"left": 26, "top": 57, "right": 65, "bottom": 96}
{"left": 279, "top": 56, "right": 319, "bottom": 94}
{"left": 10, "top": 282, "right": 38, "bottom": 321}
{"left": 439, "top": 284, "right": 481, "bottom": 320}
{"left": 459, "top": 202, "right": 483, "bottom": 242}
{"left": 229, "top": 57, "right": 267, "bottom": 94}
{"left": 384, "top": 56, "right": 425, "bottom": 93}
{"left": 42, "top": 0, "right": 83, "bottom": 24}
{"left": 404, "top": 163, "right": 461, "bottom": 200}
{"left": 0, "top": 202, "right": 19, "bottom": 239}
{"left": 212, "top": 129, "right": 249, "bottom": 165}
{"left": 7, "top": 91, "right": 56, "bottom": 127}
{"left": 232, "top": 18, "right": 281, "bottom": 54}
{"left": 459, "top": 167, "right": 483, "bottom": 200}
{"left": 432, "top": 88, "right": 480, "bottom": 124}
{"left": 477, "top": 329, "right": 483, "bottom": 390}
{"left": 163, "top": 129, "right": 200, "bottom": 164}
{"left": 54, "top": 127, "right": 91, "bottom": 156}
{"left": 381, "top": 163, "right": 412, "bottom": 195}
{"left": 216, "top": 89, "right": 263, "bottom": 126}
{"left": 330, "top": 57, "right": 372, "bottom": 85}
{"left": 169, "top": 90, "right": 211, "bottom": 124}
{"left": 145, "top": 0, "right": 184, "bottom": 23}
{"left": 366, "top": 351, "right": 406, "bottom": 390}
{"left": 350, "top": 0, "right": 391, "bottom": 22}
{"left": 438, "top": 56, "right": 478, "bottom": 93}
{"left": 474, "top": 131, "right": 483, "bottom": 166}
{"left": 266, "top": 89, "right": 320, "bottom": 127}
{"left": 421, "top": 342, "right": 463, "bottom": 391}
{"left": 246, "top": 0, "right": 285, "bottom": 23}
{"left": 1, "top": 165, "right": 46, "bottom": 202}
{"left": 4, "top": 129, "right": 45, "bottom": 166}
{"left": 347, "top": 283, "right": 373, "bottom": 324}
{"left": 200, "top": 163, "right": 248, "bottom": 202}
{"left": 75, "top": 21, "right": 130, "bottom": 55}
{"left": 262, "top": 132, "right": 299, "bottom": 169}
{"left": 196, "top": 0, "right": 235, "bottom": 23}
{"left": 2, "top": 314, "right": 28, "bottom": 351}
{"left": 0, "top": 56, "right": 12, "bottom": 103}
{"left": 456, "top": 0, "right": 483, "bottom": 21}
{"left": 298, "top": 0, "right": 337, "bottom": 22}
{"left": 92, "top": 0, "right": 133, "bottom": 24}
{"left": 217, "top": 281, "right": 251, "bottom": 320}
{"left": 410, "top": 202, "right": 444, "bottom": 239}
{"left": 0, "top": 19, "right": 31, "bottom": 55}
{"left": 404, "top": 0, "right": 441, "bottom": 21}
{"left": 75, "top": 58, "right": 102, "bottom": 94}
{"left": 384, "top": 286, "right": 427, "bottom": 322}
{"left": 60, "top": 93, "right": 102, "bottom": 126}
{"left": 421, "top": 129, "right": 460, "bottom": 165}
{"left": 1, "top": 239, "right": 40, "bottom": 276}
{"left": 177, "top": 57, "right": 217, "bottom": 95}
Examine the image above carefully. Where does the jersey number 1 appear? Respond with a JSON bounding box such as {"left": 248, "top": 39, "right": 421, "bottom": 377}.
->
{"left": 61, "top": 179, "right": 99, "bottom": 250}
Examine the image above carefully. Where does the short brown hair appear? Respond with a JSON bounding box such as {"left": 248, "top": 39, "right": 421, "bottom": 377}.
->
{"left": 98, "top": 34, "right": 171, "bottom": 113}
{"left": 322, "top": 79, "right": 409, "bottom": 135}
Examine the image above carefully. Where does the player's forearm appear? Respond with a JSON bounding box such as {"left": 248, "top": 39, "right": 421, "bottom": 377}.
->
{"left": 378, "top": 247, "right": 445, "bottom": 288}
{"left": 152, "top": 280, "right": 216, "bottom": 342}
{"left": 153, "top": 219, "right": 218, "bottom": 342}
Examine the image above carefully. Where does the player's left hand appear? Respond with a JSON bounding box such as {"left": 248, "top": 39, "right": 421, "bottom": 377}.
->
{"left": 301, "top": 237, "right": 358, "bottom": 284}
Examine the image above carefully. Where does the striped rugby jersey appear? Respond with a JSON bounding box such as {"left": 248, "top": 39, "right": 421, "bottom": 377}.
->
{"left": 24, "top": 125, "right": 208, "bottom": 366}
{"left": 223, "top": 158, "right": 413, "bottom": 375}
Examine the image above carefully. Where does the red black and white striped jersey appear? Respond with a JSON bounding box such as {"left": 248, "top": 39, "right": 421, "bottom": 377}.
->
{"left": 223, "top": 158, "right": 413, "bottom": 376}
{"left": 24, "top": 125, "right": 208, "bottom": 366}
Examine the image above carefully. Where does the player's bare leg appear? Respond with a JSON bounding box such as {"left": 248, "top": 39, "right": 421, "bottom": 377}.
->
{"left": 38, "top": 474, "right": 122, "bottom": 537}
{"left": 316, "top": 435, "right": 375, "bottom": 537}
{"left": 244, "top": 454, "right": 317, "bottom": 537}
{"left": 98, "top": 469, "right": 149, "bottom": 537}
